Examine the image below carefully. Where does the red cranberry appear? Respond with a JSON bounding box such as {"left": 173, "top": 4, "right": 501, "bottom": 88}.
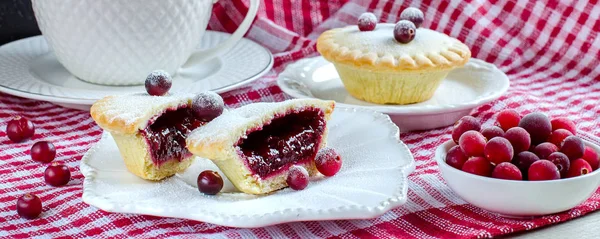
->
{"left": 504, "top": 127, "right": 531, "bottom": 153}
{"left": 481, "top": 126, "right": 504, "bottom": 140}
{"left": 512, "top": 151, "right": 539, "bottom": 179}
{"left": 357, "top": 12, "right": 377, "bottom": 31}
{"left": 518, "top": 112, "right": 552, "bottom": 145}
{"left": 445, "top": 145, "right": 469, "bottom": 169}
{"left": 566, "top": 159, "right": 593, "bottom": 178}
{"left": 484, "top": 137, "right": 514, "bottom": 165}
{"left": 399, "top": 7, "right": 424, "bottom": 28}
{"left": 547, "top": 129, "right": 573, "bottom": 147}
{"left": 496, "top": 109, "right": 521, "bottom": 131}
{"left": 31, "top": 141, "right": 56, "bottom": 163}
{"left": 315, "top": 147, "right": 342, "bottom": 176}
{"left": 547, "top": 152, "right": 570, "bottom": 178}
{"left": 16, "top": 193, "right": 42, "bottom": 219}
{"left": 533, "top": 142, "right": 558, "bottom": 159}
{"left": 192, "top": 92, "right": 225, "bottom": 122}
{"left": 561, "top": 135, "right": 585, "bottom": 160}
{"left": 492, "top": 162, "right": 522, "bottom": 180}
{"left": 393, "top": 20, "right": 416, "bottom": 43}
{"left": 458, "top": 130, "right": 486, "bottom": 157}
{"left": 287, "top": 165, "right": 309, "bottom": 190}
{"left": 44, "top": 163, "right": 71, "bottom": 187}
{"left": 551, "top": 117, "right": 577, "bottom": 135}
{"left": 582, "top": 146, "right": 599, "bottom": 170}
{"left": 452, "top": 116, "right": 481, "bottom": 144}
{"left": 462, "top": 157, "right": 492, "bottom": 177}
{"left": 145, "top": 70, "right": 172, "bottom": 96}
{"left": 5, "top": 116, "right": 35, "bottom": 143}
{"left": 528, "top": 160, "right": 560, "bottom": 181}
{"left": 197, "top": 170, "right": 223, "bottom": 195}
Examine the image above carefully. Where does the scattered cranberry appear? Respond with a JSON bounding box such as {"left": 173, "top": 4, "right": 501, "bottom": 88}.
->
{"left": 551, "top": 117, "right": 577, "bottom": 135}
{"left": 446, "top": 145, "right": 469, "bottom": 169}
{"left": 31, "top": 141, "right": 56, "bottom": 163}
{"left": 452, "top": 116, "right": 481, "bottom": 144}
{"left": 566, "top": 158, "right": 593, "bottom": 178}
{"left": 357, "top": 12, "right": 377, "bottom": 31}
{"left": 44, "top": 163, "right": 71, "bottom": 187}
{"left": 287, "top": 165, "right": 309, "bottom": 190}
{"left": 492, "top": 162, "right": 522, "bottom": 180}
{"left": 5, "top": 116, "right": 35, "bottom": 143}
{"left": 192, "top": 92, "right": 225, "bottom": 122}
{"left": 484, "top": 137, "right": 514, "bottom": 165}
{"left": 518, "top": 112, "right": 552, "bottom": 145}
{"left": 512, "top": 151, "right": 539, "bottom": 179}
{"left": 528, "top": 160, "right": 560, "bottom": 181}
{"left": 197, "top": 170, "right": 223, "bottom": 195}
{"left": 145, "top": 70, "right": 172, "bottom": 96}
{"left": 399, "top": 7, "right": 424, "bottom": 28}
{"left": 393, "top": 20, "right": 416, "bottom": 43}
{"left": 496, "top": 109, "right": 520, "bottom": 131}
{"left": 547, "top": 152, "right": 570, "bottom": 177}
{"left": 462, "top": 157, "right": 493, "bottom": 177}
{"left": 16, "top": 193, "right": 42, "bottom": 219}
{"left": 533, "top": 142, "right": 558, "bottom": 159}
{"left": 504, "top": 127, "right": 531, "bottom": 153}
{"left": 458, "top": 130, "right": 487, "bottom": 157}
{"left": 561, "top": 135, "right": 585, "bottom": 160}
{"left": 315, "top": 147, "right": 342, "bottom": 176}
{"left": 481, "top": 126, "right": 504, "bottom": 140}
{"left": 582, "top": 146, "right": 599, "bottom": 170}
{"left": 547, "top": 129, "right": 573, "bottom": 147}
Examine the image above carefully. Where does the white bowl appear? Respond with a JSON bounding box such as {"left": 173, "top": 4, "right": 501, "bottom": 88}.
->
{"left": 436, "top": 140, "right": 600, "bottom": 217}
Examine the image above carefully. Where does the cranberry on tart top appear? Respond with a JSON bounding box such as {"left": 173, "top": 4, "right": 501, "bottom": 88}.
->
{"left": 91, "top": 93, "right": 222, "bottom": 180}
{"left": 186, "top": 99, "right": 335, "bottom": 195}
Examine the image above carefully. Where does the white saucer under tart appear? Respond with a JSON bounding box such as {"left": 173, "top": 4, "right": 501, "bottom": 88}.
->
{"left": 277, "top": 56, "right": 509, "bottom": 131}
{"left": 0, "top": 31, "right": 273, "bottom": 111}
{"left": 80, "top": 107, "right": 415, "bottom": 228}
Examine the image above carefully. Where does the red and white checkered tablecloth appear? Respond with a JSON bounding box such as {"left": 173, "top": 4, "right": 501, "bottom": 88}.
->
{"left": 2, "top": 0, "right": 600, "bottom": 238}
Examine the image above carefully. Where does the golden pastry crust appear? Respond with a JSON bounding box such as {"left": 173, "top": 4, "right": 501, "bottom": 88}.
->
{"left": 90, "top": 94, "right": 195, "bottom": 135}
{"left": 111, "top": 132, "right": 194, "bottom": 180}
{"left": 317, "top": 23, "right": 471, "bottom": 72}
{"left": 186, "top": 99, "right": 335, "bottom": 194}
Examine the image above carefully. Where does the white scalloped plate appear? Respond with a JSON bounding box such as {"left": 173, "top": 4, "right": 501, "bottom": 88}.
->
{"left": 0, "top": 31, "right": 273, "bottom": 111}
{"left": 277, "top": 57, "right": 509, "bottom": 131}
{"left": 80, "top": 107, "right": 415, "bottom": 228}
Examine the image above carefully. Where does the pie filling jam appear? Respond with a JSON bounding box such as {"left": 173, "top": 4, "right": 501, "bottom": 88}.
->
{"left": 141, "top": 106, "right": 205, "bottom": 165}
{"left": 236, "top": 108, "right": 326, "bottom": 178}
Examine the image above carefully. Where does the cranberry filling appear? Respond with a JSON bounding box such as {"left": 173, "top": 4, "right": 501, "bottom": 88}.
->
{"left": 141, "top": 107, "right": 205, "bottom": 165}
{"left": 237, "top": 108, "right": 325, "bottom": 178}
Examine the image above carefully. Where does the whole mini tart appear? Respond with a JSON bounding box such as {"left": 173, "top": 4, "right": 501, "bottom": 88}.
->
{"left": 91, "top": 93, "right": 211, "bottom": 180}
{"left": 317, "top": 23, "right": 471, "bottom": 104}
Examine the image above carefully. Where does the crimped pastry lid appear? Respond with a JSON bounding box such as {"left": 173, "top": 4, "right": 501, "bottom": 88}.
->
{"left": 317, "top": 23, "right": 471, "bottom": 72}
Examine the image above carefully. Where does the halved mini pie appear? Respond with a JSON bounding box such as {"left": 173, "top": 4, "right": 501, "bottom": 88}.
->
{"left": 91, "top": 93, "right": 211, "bottom": 180}
{"left": 186, "top": 99, "right": 335, "bottom": 194}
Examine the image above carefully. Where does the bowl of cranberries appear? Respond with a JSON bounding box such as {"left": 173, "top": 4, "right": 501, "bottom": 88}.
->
{"left": 436, "top": 110, "right": 600, "bottom": 217}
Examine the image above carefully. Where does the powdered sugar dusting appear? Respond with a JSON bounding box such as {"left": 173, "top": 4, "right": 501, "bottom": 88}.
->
{"left": 192, "top": 91, "right": 224, "bottom": 114}
{"left": 334, "top": 23, "right": 453, "bottom": 57}
{"left": 358, "top": 12, "right": 377, "bottom": 25}
{"left": 315, "top": 147, "right": 339, "bottom": 164}
{"left": 101, "top": 93, "right": 194, "bottom": 126}
{"left": 400, "top": 7, "right": 424, "bottom": 19}
{"left": 146, "top": 70, "right": 171, "bottom": 84}
{"left": 400, "top": 7, "right": 424, "bottom": 28}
